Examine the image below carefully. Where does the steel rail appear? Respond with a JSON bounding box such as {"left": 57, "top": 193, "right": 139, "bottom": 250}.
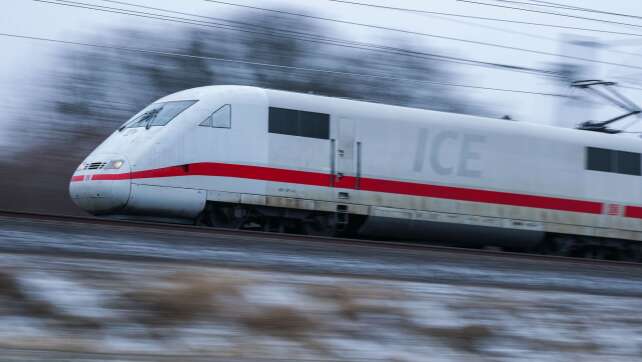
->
{"left": 1, "top": 209, "right": 640, "bottom": 268}
{"left": 0, "top": 346, "right": 361, "bottom": 362}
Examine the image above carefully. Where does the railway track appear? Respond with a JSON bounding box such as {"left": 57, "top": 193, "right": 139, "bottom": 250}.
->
{"left": 1, "top": 210, "right": 642, "bottom": 361}
{"left": 0, "top": 212, "right": 642, "bottom": 362}
{"left": 0, "top": 347, "right": 364, "bottom": 362}
{"left": 1, "top": 209, "right": 641, "bottom": 269}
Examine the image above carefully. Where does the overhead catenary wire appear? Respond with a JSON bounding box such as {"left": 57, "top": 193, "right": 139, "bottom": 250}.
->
{"left": 327, "top": 0, "right": 642, "bottom": 62}
{"left": 26, "top": 0, "right": 641, "bottom": 98}
{"left": 492, "top": 0, "right": 615, "bottom": 13}
{"left": 456, "top": 0, "right": 642, "bottom": 30}
{"left": 326, "top": 0, "right": 642, "bottom": 38}
{"left": 35, "top": 0, "right": 561, "bottom": 77}
{"left": 41, "top": 1, "right": 465, "bottom": 63}
{"left": 0, "top": 32, "right": 569, "bottom": 97}
{"left": 330, "top": 1, "right": 642, "bottom": 61}
{"left": 202, "top": 0, "right": 642, "bottom": 71}
{"left": 495, "top": 0, "right": 642, "bottom": 21}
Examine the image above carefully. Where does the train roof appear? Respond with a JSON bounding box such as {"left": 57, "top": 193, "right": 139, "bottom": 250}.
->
{"left": 161, "top": 85, "right": 642, "bottom": 152}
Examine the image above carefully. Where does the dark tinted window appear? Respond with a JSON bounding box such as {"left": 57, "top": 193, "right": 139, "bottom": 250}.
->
{"left": 268, "top": 107, "right": 329, "bottom": 139}
{"left": 586, "top": 147, "right": 641, "bottom": 176}
{"left": 617, "top": 151, "right": 641, "bottom": 176}
{"left": 586, "top": 147, "right": 612, "bottom": 172}
{"left": 299, "top": 111, "right": 330, "bottom": 139}
{"left": 268, "top": 107, "right": 298, "bottom": 135}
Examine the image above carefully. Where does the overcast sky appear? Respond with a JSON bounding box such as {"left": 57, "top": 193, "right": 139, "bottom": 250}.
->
{"left": 2, "top": 0, "right": 642, "bottom": 144}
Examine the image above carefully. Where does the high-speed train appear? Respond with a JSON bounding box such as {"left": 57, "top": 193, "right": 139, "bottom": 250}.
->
{"left": 70, "top": 85, "right": 642, "bottom": 260}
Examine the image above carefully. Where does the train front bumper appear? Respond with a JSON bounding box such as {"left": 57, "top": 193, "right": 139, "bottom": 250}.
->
{"left": 69, "top": 156, "right": 131, "bottom": 215}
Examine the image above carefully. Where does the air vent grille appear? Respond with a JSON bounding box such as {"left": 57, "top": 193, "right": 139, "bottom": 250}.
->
{"left": 85, "top": 162, "right": 106, "bottom": 170}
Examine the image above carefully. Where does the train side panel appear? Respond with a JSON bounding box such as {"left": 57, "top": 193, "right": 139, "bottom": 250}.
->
{"left": 263, "top": 89, "right": 642, "bottom": 244}
{"left": 70, "top": 85, "right": 642, "bottom": 248}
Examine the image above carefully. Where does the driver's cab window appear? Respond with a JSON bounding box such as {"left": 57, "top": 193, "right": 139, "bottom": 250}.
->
{"left": 200, "top": 104, "right": 231, "bottom": 128}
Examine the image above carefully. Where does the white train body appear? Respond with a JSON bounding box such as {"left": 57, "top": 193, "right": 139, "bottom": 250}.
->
{"left": 70, "top": 85, "right": 642, "bottom": 252}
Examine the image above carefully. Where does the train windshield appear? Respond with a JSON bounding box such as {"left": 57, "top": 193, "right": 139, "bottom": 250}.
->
{"left": 120, "top": 100, "right": 197, "bottom": 130}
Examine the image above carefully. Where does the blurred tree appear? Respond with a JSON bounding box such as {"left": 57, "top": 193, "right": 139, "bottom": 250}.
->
{"left": 1, "top": 8, "right": 479, "bottom": 214}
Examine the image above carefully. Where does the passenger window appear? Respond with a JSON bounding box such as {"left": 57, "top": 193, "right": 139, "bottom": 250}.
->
{"left": 586, "top": 147, "right": 641, "bottom": 176}
{"left": 200, "top": 104, "right": 231, "bottom": 128}
{"left": 268, "top": 107, "right": 329, "bottom": 139}
{"left": 617, "top": 151, "right": 641, "bottom": 176}
{"left": 299, "top": 110, "right": 330, "bottom": 139}
{"left": 268, "top": 107, "right": 299, "bottom": 136}
{"left": 586, "top": 147, "right": 612, "bottom": 172}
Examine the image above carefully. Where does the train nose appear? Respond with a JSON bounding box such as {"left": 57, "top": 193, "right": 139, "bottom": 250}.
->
{"left": 69, "top": 156, "right": 131, "bottom": 215}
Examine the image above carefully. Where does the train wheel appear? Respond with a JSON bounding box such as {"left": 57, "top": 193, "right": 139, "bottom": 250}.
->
{"left": 579, "top": 246, "right": 600, "bottom": 259}
{"left": 263, "top": 217, "right": 285, "bottom": 233}
{"left": 301, "top": 214, "right": 336, "bottom": 237}
{"left": 201, "top": 205, "right": 244, "bottom": 229}
{"left": 535, "top": 238, "right": 558, "bottom": 255}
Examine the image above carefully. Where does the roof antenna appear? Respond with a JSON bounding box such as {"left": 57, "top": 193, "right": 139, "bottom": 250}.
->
{"left": 572, "top": 80, "right": 641, "bottom": 134}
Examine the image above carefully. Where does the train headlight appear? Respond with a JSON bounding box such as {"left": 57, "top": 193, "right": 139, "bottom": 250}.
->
{"left": 105, "top": 160, "right": 125, "bottom": 170}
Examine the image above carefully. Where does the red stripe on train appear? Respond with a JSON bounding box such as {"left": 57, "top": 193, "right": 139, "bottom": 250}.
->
{"left": 124, "top": 163, "right": 333, "bottom": 186}
{"left": 625, "top": 206, "right": 642, "bottom": 219}
{"left": 71, "top": 162, "right": 610, "bottom": 215}
{"left": 91, "top": 173, "right": 132, "bottom": 181}
{"left": 357, "top": 177, "right": 602, "bottom": 214}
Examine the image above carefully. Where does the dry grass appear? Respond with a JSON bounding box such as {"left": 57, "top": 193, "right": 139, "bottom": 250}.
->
{"left": 120, "top": 272, "right": 244, "bottom": 326}
{"left": 0, "top": 270, "right": 55, "bottom": 318}
{"left": 517, "top": 336, "right": 601, "bottom": 353}
{"left": 308, "top": 284, "right": 497, "bottom": 354}
{"left": 238, "top": 305, "right": 332, "bottom": 355}
{"left": 0, "top": 266, "right": 631, "bottom": 359}
{"left": 0, "top": 270, "right": 27, "bottom": 301}
{"left": 306, "top": 284, "right": 407, "bottom": 321}
{"left": 0, "top": 270, "right": 101, "bottom": 330}
{"left": 414, "top": 324, "right": 494, "bottom": 353}
{"left": 240, "top": 306, "right": 319, "bottom": 338}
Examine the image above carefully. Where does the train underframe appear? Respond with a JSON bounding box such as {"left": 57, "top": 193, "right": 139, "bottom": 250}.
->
{"left": 196, "top": 201, "right": 642, "bottom": 262}
{"left": 196, "top": 201, "right": 366, "bottom": 237}
{"left": 538, "top": 233, "right": 642, "bottom": 261}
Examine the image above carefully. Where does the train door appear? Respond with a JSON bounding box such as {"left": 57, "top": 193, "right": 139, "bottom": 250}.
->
{"left": 331, "top": 117, "right": 365, "bottom": 233}
{"left": 333, "top": 118, "right": 361, "bottom": 197}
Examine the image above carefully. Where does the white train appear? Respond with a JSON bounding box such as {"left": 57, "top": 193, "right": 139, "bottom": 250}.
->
{"left": 70, "top": 85, "right": 642, "bottom": 259}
